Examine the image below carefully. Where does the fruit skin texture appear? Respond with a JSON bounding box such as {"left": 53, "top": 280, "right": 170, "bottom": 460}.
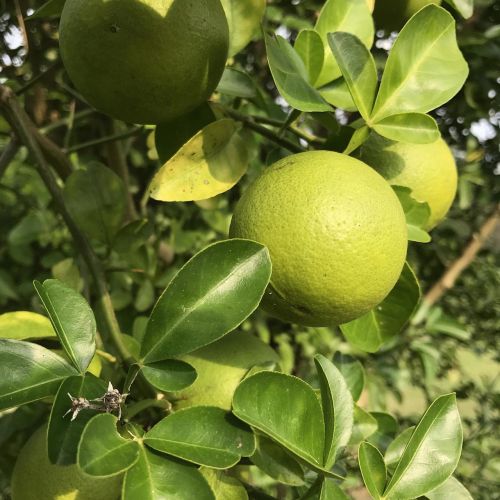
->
{"left": 359, "top": 134, "right": 457, "bottom": 230}
{"left": 59, "top": 0, "right": 229, "bottom": 124}
{"left": 11, "top": 426, "right": 122, "bottom": 500}
{"left": 171, "top": 331, "right": 279, "bottom": 411}
{"left": 230, "top": 151, "right": 408, "bottom": 327}
{"left": 373, "top": 0, "right": 442, "bottom": 31}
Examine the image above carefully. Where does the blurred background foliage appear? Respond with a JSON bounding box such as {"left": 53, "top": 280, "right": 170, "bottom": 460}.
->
{"left": 0, "top": 0, "right": 499, "bottom": 498}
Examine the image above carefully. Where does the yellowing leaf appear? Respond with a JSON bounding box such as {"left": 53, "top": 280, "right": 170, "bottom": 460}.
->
{"left": 149, "top": 119, "right": 248, "bottom": 202}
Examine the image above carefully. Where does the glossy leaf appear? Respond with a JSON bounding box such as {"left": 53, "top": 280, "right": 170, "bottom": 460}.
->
{"left": 350, "top": 405, "right": 378, "bottom": 445}
{"left": 141, "top": 359, "right": 197, "bottom": 392}
{"left": 48, "top": 374, "right": 106, "bottom": 465}
{"left": 63, "top": 162, "right": 126, "bottom": 245}
{"left": 150, "top": 119, "right": 248, "bottom": 202}
{"left": 384, "top": 426, "right": 414, "bottom": 470}
{"left": 359, "top": 442, "right": 386, "bottom": 499}
{"left": 393, "top": 186, "right": 432, "bottom": 243}
{"left": 200, "top": 468, "right": 248, "bottom": 500}
{"left": 78, "top": 413, "right": 140, "bottom": 477}
{"left": 220, "top": 0, "right": 266, "bottom": 57}
{"left": 332, "top": 352, "right": 365, "bottom": 401}
{"left": 0, "top": 311, "right": 55, "bottom": 340}
{"left": 314, "top": 355, "right": 353, "bottom": 468}
{"left": 341, "top": 263, "right": 421, "bottom": 352}
{"left": 426, "top": 476, "right": 473, "bottom": 499}
{"left": 232, "top": 371, "right": 325, "bottom": 467}
{"left": 328, "top": 32, "right": 377, "bottom": 121}
{"left": 315, "top": 0, "right": 374, "bottom": 86}
{"left": 140, "top": 239, "right": 271, "bottom": 363}
{"left": 371, "top": 5, "right": 469, "bottom": 121}
{"left": 0, "top": 339, "right": 76, "bottom": 410}
{"left": 26, "top": 0, "right": 65, "bottom": 19}
{"left": 372, "top": 113, "right": 440, "bottom": 144}
{"left": 216, "top": 68, "right": 256, "bottom": 98}
{"left": 319, "top": 78, "right": 357, "bottom": 111}
{"left": 122, "top": 445, "right": 214, "bottom": 500}
{"left": 34, "top": 279, "right": 96, "bottom": 373}
{"left": 383, "top": 394, "right": 463, "bottom": 499}
{"left": 145, "top": 406, "right": 255, "bottom": 469}
{"left": 444, "top": 0, "right": 474, "bottom": 19}
{"left": 295, "top": 30, "right": 324, "bottom": 86}
{"left": 250, "top": 434, "right": 305, "bottom": 486}
{"left": 264, "top": 33, "right": 332, "bottom": 112}
{"left": 343, "top": 125, "right": 370, "bottom": 155}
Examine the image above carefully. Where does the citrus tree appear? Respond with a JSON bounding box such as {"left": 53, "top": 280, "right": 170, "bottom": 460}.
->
{"left": 0, "top": 0, "right": 498, "bottom": 499}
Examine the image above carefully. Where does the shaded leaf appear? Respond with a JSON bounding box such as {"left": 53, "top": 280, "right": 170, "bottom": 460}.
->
{"left": 332, "top": 352, "right": 365, "bottom": 402}
{"left": 443, "top": 0, "right": 474, "bottom": 19}
{"left": 141, "top": 360, "right": 197, "bottom": 392}
{"left": 0, "top": 311, "right": 55, "bottom": 340}
{"left": 26, "top": 0, "right": 65, "bottom": 19}
{"left": 426, "top": 476, "right": 473, "bottom": 499}
{"left": 367, "top": 412, "right": 399, "bottom": 453}
{"left": 145, "top": 406, "right": 255, "bottom": 469}
{"left": 217, "top": 68, "right": 256, "bottom": 98}
{"left": 359, "top": 442, "right": 386, "bottom": 499}
{"left": 384, "top": 426, "right": 414, "bottom": 470}
{"left": 295, "top": 30, "right": 324, "bottom": 86}
{"left": 200, "top": 468, "right": 248, "bottom": 500}
{"left": 343, "top": 125, "right": 370, "bottom": 155}
{"left": 320, "top": 478, "right": 350, "bottom": 500}
{"left": 372, "top": 113, "right": 440, "bottom": 144}
{"left": 140, "top": 239, "right": 271, "bottom": 363}
{"left": 0, "top": 339, "right": 76, "bottom": 410}
{"left": 350, "top": 405, "right": 378, "bottom": 445}
{"left": 393, "top": 186, "right": 432, "bottom": 243}
{"left": 34, "top": 279, "right": 96, "bottom": 373}
{"left": 78, "top": 413, "right": 140, "bottom": 477}
{"left": 319, "top": 78, "right": 357, "bottom": 111}
{"left": 149, "top": 119, "right": 248, "bottom": 202}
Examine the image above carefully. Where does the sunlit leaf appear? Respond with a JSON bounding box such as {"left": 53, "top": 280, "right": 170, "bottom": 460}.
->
{"left": 295, "top": 30, "right": 324, "bottom": 86}
{"left": 393, "top": 186, "right": 432, "bottom": 243}
{"left": 426, "top": 476, "right": 473, "bottom": 499}
{"left": 443, "top": 0, "right": 474, "bottom": 19}
{"left": 372, "top": 113, "right": 440, "bottom": 144}
{"left": 359, "top": 442, "right": 386, "bottom": 499}
{"left": 0, "top": 311, "right": 55, "bottom": 340}
{"left": 200, "top": 468, "right": 249, "bottom": 500}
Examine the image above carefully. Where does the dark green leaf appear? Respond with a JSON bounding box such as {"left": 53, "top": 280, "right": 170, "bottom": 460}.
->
{"left": 0, "top": 339, "right": 76, "bottom": 410}
{"left": 63, "top": 162, "right": 127, "bottom": 245}
{"left": 314, "top": 354, "right": 353, "bottom": 468}
{"left": 145, "top": 406, "right": 255, "bottom": 469}
{"left": 217, "top": 68, "right": 256, "bottom": 98}
{"left": 0, "top": 311, "right": 55, "bottom": 340}
{"left": 393, "top": 187, "right": 432, "bottom": 243}
{"left": 232, "top": 371, "right": 325, "bottom": 468}
{"left": 367, "top": 412, "right": 399, "bottom": 453}
{"left": 372, "top": 113, "right": 440, "bottom": 144}
{"left": 140, "top": 239, "right": 271, "bottom": 363}
{"left": 359, "top": 442, "right": 386, "bottom": 499}
{"left": 294, "top": 29, "right": 324, "bottom": 86}
{"left": 443, "top": 0, "right": 473, "bottom": 19}
{"left": 320, "top": 478, "right": 350, "bottom": 500}
{"left": 341, "top": 263, "right": 420, "bottom": 352}
{"left": 383, "top": 394, "right": 463, "bottom": 499}
{"left": 48, "top": 374, "right": 106, "bottom": 465}
{"left": 78, "top": 413, "right": 140, "bottom": 477}
{"left": 26, "top": 0, "right": 65, "bottom": 19}
{"left": 34, "top": 279, "right": 96, "bottom": 373}
{"left": 264, "top": 33, "right": 331, "bottom": 112}
{"left": 332, "top": 352, "right": 365, "bottom": 401}
{"left": 384, "top": 426, "right": 414, "bottom": 471}
{"left": 141, "top": 360, "right": 197, "bottom": 392}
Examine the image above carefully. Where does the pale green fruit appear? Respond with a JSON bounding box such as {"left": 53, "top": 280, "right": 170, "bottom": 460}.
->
{"left": 171, "top": 331, "right": 279, "bottom": 411}
{"left": 59, "top": 0, "right": 229, "bottom": 124}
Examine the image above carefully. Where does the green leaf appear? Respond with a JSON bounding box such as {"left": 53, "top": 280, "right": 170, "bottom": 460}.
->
{"left": 359, "top": 442, "right": 386, "bottom": 499}
{"left": 384, "top": 426, "right": 414, "bottom": 470}
{"left": 350, "top": 405, "right": 378, "bottom": 445}
{"left": 34, "top": 279, "right": 96, "bottom": 373}
{"left": 200, "top": 468, "right": 248, "bottom": 500}
{"left": 314, "top": 354, "right": 354, "bottom": 468}
{"left": 314, "top": 0, "right": 374, "bottom": 86}
{"left": 294, "top": 30, "right": 324, "bottom": 86}
{"left": 320, "top": 478, "right": 350, "bottom": 500}
{"left": 393, "top": 186, "right": 432, "bottom": 243}
{"left": 0, "top": 311, "right": 56, "bottom": 340}
{"left": 0, "top": 339, "right": 76, "bottom": 410}
{"left": 26, "top": 0, "right": 65, "bottom": 19}
{"left": 149, "top": 119, "right": 248, "bottom": 202}
{"left": 264, "top": 33, "right": 332, "bottom": 112}
{"left": 383, "top": 394, "right": 463, "bottom": 499}
{"left": 319, "top": 78, "right": 357, "bottom": 111}
{"left": 141, "top": 360, "right": 197, "bottom": 392}
{"left": 78, "top": 413, "right": 140, "bottom": 477}
{"left": 341, "top": 263, "right": 421, "bottom": 352}
{"left": 332, "top": 352, "right": 365, "bottom": 401}
{"left": 371, "top": 5, "right": 468, "bottom": 121}
{"left": 123, "top": 446, "right": 215, "bottom": 500}
{"left": 343, "top": 125, "right": 370, "bottom": 155}
{"left": 155, "top": 104, "right": 215, "bottom": 163}
{"left": 48, "top": 374, "right": 106, "bottom": 465}
{"left": 443, "top": 0, "right": 474, "bottom": 19}
{"left": 232, "top": 371, "right": 325, "bottom": 468}
{"left": 140, "top": 239, "right": 271, "bottom": 363}
{"left": 250, "top": 434, "right": 305, "bottom": 486}
{"left": 220, "top": 0, "right": 266, "bottom": 57}
{"left": 145, "top": 406, "right": 255, "bottom": 469}
{"left": 327, "top": 32, "right": 377, "bottom": 121}
{"left": 426, "top": 476, "right": 473, "bottom": 500}
{"left": 372, "top": 113, "right": 440, "bottom": 144}
{"left": 367, "top": 412, "right": 399, "bottom": 453}
{"left": 217, "top": 68, "right": 257, "bottom": 98}
{"left": 63, "top": 162, "right": 127, "bottom": 245}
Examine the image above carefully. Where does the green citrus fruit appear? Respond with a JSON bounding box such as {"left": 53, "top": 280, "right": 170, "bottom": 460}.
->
{"left": 12, "top": 426, "right": 122, "bottom": 500}
{"left": 171, "top": 331, "right": 279, "bottom": 411}
{"left": 373, "top": 0, "right": 441, "bottom": 31}
{"left": 229, "top": 151, "right": 408, "bottom": 327}
{"left": 59, "top": 0, "right": 229, "bottom": 124}
{"left": 359, "top": 134, "right": 457, "bottom": 229}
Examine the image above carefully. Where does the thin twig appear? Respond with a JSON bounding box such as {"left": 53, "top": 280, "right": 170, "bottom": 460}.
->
{"left": 15, "top": 61, "right": 62, "bottom": 96}
{"left": 63, "top": 126, "right": 143, "bottom": 154}
{"left": 0, "top": 137, "right": 20, "bottom": 180}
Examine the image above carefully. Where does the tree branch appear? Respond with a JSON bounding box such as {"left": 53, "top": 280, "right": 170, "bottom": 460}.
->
{"left": 0, "top": 137, "right": 20, "bottom": 180}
